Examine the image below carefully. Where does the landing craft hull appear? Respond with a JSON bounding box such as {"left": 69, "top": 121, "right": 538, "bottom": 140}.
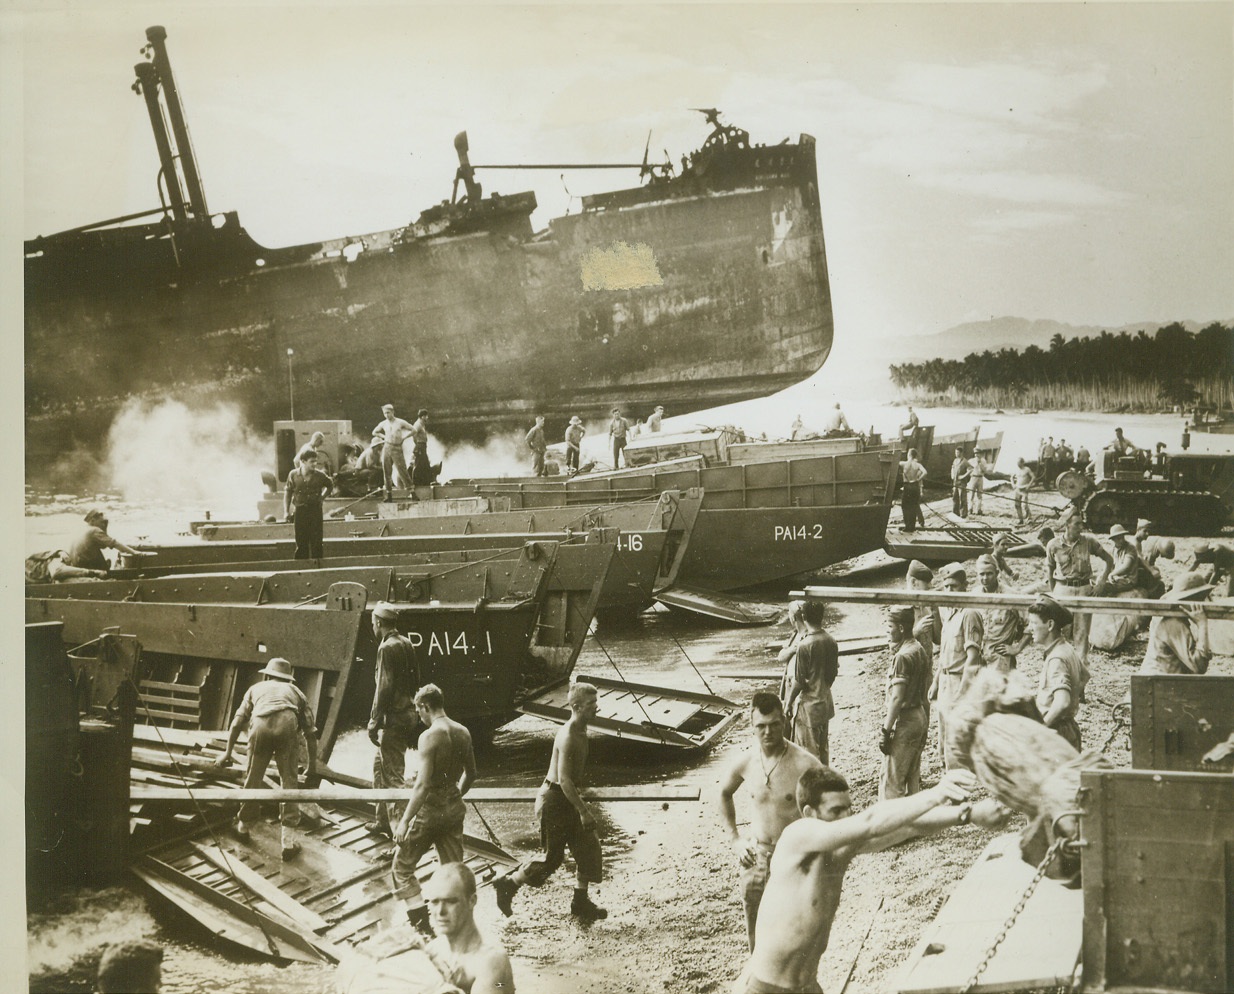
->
{"left": 25, "top": 57, "right": 833, "bottom": 471}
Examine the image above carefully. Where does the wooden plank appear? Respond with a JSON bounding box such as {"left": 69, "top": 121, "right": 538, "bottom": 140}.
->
{"left": 131, "top": 785, "right": 702, "bottom": 802}
{"left": 895, "top": 833, "right": 1082, "bottom": 994}
{"left": 141, "top": 679, "right": 204, "bottom": 694}
{"left": 192, "top": 843, "right": 331, "bottom": 933}
{"left": 791, "top": 586, "right": 1234, "bottom": 619}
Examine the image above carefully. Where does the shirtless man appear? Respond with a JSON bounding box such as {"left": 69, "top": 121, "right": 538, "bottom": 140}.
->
{"left": 494, "top": 681, "right": 607, "bottom": 920}
{"left": 407, "top": 863, "right": 515, "bottom": 994}
{"left": 735, "top": 767, "right": 1007, "bottom": 993}
{"left": 392, "top": 684, "right": 476, "bottom": 936}
{"left": 718, "top": 692, "right": 824, "bottom": 951}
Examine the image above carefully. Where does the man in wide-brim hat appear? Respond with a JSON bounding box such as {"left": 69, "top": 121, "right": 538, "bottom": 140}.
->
{"left": 1139, "top": 571, "right": 1214, "bottom": 676}
{"left": 215, "top": 657, "right": 319, "bottom": 860}
{"left": 1105, "top": 523, "right": 1148, "bottom": 594}
{"left": 564, "top": 416, "right": 586, "bottom": 475}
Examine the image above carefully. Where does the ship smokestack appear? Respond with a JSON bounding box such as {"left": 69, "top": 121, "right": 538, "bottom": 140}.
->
{"left": 133, "top": 61, "right": 188, "bottom": 224}
{"left": 453, "top": 131, "right": 482, "bottom": 204}
{"left": 144, "top": 26, "right": 209, "bottom": 221}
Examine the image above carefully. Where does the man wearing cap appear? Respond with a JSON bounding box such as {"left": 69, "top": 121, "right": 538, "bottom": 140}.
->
{"left": 64, "top": 510, "right": 154, "bottom": 572}
{"left": 784, "top": 599, "right": 839, "bottom": 765}
{"left": 929, "top": 562, "right": 984, "bottom": 770}
{"left": 1192, "top": 541, "right": 1234, "bottom": 597}
{"left": 1044, "top": 511, "right": 1113, "bottom": 666}
{"left": 1139, "top": 572, "right": 1213, "bottom": 676}
{"left": 409, "top": 410, "right": 431, "bottom": 490}
{"left": 284, "top": 449, "right": 332, "bottom": 559}
{"left": 392, "top": 683, "right": 476, "bottom": 936}
{"left": 950, "top": 448, "right": 970, "bottom": 518}
{"left": 976, "top": 554, "right": 1029, "bottom": 672}
{"left": 375, "top": 404, "right": 415, "bottom": 501}
{"left": 880, "top": 607, "right": 931, "bottom": 799}
{"left": 368, "top": 603, "right": 421, "bottom": 837}
{"left": 1105, "top": 524, "right": 1149, "bottom": 594}
{"left": 647, "top": 405, "right": 664, "bottom": 433}
{"left": 608, "top": 408, "right": 630, "bottom": 469}
{"left": 214, "top": 658, "right": 318, "bottom": 860}
{"left": 526, "top": 415, "right": 548, "bottom": 476}
{"left": 564, "top": 416, "right": 586, "bottom": 475}
{"left": 1027, "top": 597, "right": 1089, "bottom": 749}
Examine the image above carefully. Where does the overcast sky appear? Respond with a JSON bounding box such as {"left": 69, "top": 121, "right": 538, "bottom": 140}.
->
{"left": 13, "top": 1, "right": 1234, "bottom": 346}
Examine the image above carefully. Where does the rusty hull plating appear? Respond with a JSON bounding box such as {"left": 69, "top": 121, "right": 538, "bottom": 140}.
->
{"left": 25, "top": 26, "right": 834, "bottom": 467}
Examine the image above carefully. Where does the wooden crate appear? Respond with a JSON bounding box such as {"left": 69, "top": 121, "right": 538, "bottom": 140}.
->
{"left": 1130, "top": 674, "right": 1234, "bottom": 773}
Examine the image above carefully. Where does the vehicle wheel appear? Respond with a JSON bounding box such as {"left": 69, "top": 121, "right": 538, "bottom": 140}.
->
{"left": 1084, "top": 492, "right": 1128, "bottom": 533}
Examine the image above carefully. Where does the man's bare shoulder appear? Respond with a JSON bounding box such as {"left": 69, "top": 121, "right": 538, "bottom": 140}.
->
{"left": 774, "top": 815, "right": 843, "bottom": 856}
{"left": 784, "top": 741, "right": 825, "bottom": 774}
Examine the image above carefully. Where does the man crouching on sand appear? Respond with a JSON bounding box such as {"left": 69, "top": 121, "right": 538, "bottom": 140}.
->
{"left": 734, "top": 767, "right": 1009, "bottom": 994}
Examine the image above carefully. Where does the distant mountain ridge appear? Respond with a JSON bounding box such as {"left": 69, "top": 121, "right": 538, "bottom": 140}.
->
{"left": 888, "top": 316, "right": 1226, "bottom": 362}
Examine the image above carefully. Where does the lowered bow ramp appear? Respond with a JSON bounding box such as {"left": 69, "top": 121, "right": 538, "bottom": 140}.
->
{"left": 518, "top": 674, "right": 740, "bottom": 749}
{"left": 654, "top": 585, "right": 784, "bottom": 625}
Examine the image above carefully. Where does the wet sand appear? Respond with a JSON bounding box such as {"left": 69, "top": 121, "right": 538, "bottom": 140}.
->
{"left": 25, "top": 483, "right": 1233, "bottom": 993}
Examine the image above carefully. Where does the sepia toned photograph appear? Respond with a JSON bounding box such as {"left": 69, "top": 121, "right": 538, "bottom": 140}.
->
{"left": 13, "top": 2, "right": 1234, "bottom": 992}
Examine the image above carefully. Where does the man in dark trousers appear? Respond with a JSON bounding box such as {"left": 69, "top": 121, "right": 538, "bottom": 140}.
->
{"left": 880, "top": 607, "right": 932, "bottom": 800}
{"left": 410, "top": 409, "right": 432, "bottom": 488}
{"left": 493, "top": 681, "right": 608, "bottom": 921}
{"left": 392, "top": 684, "right": 476, "bottom": 936}
{"left": 608, "top": 408, "right": 630, "bottom": 469}
{"left": 283, "top": 449, "right": 332, "bottom": 559}
{"left": 367, "top": 602, "right": 421, "bottom": 837}
{"left": 214, "top": 657, "right": 318, "bottom": 860}
{"left": 526, "top": 415, "right": 548, "bottom": 477}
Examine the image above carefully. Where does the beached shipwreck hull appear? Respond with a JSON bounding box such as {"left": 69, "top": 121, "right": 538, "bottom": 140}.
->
{"left": 25, "top": 26, "right": 834, "bottom": 469}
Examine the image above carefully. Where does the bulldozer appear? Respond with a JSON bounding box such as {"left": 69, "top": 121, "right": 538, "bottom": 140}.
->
{"left": 1057, "top": 447, "right": 1234, "bottom": 535}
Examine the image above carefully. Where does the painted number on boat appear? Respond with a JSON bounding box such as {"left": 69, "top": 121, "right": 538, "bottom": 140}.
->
{"left": 774, "top": 524, "right": 825, "bottom": 541}
{"left": 617, "top": 534, "right": 644, "bottom": 552}
{"left": 404, "top": 630, "right": 494, "bottom": 656}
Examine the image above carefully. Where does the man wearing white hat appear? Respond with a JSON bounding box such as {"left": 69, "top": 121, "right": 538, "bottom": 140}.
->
{"left": 215, "top": 658, "right": 318, "bottom": 860}
{"left": 564, "top": 416, "right": 586, "bottom": 475}
{"left": 368, "top": 602, "right": 421, "bottom": 837}
{"left": 1105, "top": 524, "right": 1148, "bottom": 594}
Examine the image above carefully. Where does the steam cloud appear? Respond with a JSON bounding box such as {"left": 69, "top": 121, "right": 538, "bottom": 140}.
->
{"left": 103, "top": 398, "right": 270, "bottom": 514}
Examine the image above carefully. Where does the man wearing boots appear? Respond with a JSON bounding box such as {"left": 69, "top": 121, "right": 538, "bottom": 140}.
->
{"left": 214, "top": 657, "right": 318, "bottom": 860}
{"left": 493, "top": 681, "right": 607, "bottom": 921}
{"left": 392, "top": 684, "right": 476, "bottom": 937}
{"left": 368, "top": 602, "right": 421, "bottom": 838}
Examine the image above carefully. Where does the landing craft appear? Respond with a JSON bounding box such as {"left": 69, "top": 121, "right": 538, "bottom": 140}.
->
{"left": 25, "top": 25, "right": 835, "bottom": 474}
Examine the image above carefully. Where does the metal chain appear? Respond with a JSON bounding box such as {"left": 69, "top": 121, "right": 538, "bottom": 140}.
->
{"left": 960, "top": 836, "right": 1067, "bottom": 993}
{"left": 1100, "top": 701, "right": 1131, "bottom": 755}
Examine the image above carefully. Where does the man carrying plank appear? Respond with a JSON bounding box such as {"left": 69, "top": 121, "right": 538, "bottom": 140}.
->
{"left": 734, "top": 767, "right": 1007, "bottom": 994}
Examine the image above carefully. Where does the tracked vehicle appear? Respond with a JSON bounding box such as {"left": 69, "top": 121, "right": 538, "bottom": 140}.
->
{"left": 1057, "top": 448, "right": 1234, "bottom": 535}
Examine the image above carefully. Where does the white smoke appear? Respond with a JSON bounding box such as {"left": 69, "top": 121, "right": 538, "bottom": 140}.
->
{"left": 103, "top": 398, "right": 271, "bottom": 511}
{"left": 437, "top": 430, "right": 538, "bottom": 480}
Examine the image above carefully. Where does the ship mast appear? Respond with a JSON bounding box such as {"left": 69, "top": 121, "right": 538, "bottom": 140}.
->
{"left": 134, "top": 26, "right": 210, "bottom": 224}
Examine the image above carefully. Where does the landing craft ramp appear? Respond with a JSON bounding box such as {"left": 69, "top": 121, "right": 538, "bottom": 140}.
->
{"left": 518, "top": 674, "right": 741, "bottom": 749}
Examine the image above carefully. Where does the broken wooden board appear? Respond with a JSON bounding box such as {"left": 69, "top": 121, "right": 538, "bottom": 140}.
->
{"left": 654, "top": 585, "right": 783, "bottom": 626}
{"left": 894, "top": 832, "right": 1082, "bottom": 993}
{"left": 519, "top": 674, "right": 741, "bottom": 748}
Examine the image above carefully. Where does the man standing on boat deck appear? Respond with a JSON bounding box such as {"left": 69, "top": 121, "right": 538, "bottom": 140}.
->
{"left": 976, "top": 554, "right": 1029, "bottom": 672}
{"left": 1013, "top": 458, "right": 1036, "bottom": 524}
{"left": 214, "top": 657, "right": 318, "bottom": 861}
{"left": 375, "top": 403, "right": 415, "bottom": 501}
{"left": 392, "top": 684, "right": 476, "bottom": 937}
{"left": 929, "top": 562, "right": 984, "bottom": 770}
{"left": 968, "top": 452, "right": 988, "bottom": 515}
{"left": 564, "top": 416, "right": 586, "bottom": 475}
{"left": 718, "top": 692, "right": 824, "bottom": 951}
{"left": 734, "top": 767, "right": 1007, "bottom": 994}
{"left": 64, "top": 509, "right": 154, "bottom": 572}
{"left": 296, "top": 431, "right": 335, "bottom": 476}
{"left": 783, "top": 600, "right": 838, "bottom": 765}
{"left": 647, "top": 405, "right": 664, "bottom": 432}
{"left": 409, "top": 409, "right": 431, "bottom": 490}
{"left": 284, "top": 449, "right": 332, "bottom": 559}
{"left": 1044, "top": 508, "right": 1113, "bottom": 667}
{"left": 368, "top": 602, "right": 421, "bottom": 838}
{"left": 880, "top": 607, "right": 931, "bottom": 800}
{"left": 526, "top": 415, "right": 548, "bottom": 476}
{"left": 820, "top": 402, "right": 850, "bottom": 434}
{"left": 899, "top": 448, "right": 927, "bottom": 532}
{"left": 608, "top": 408, "right": 630, "bottom": 469}
{"left": 493, "top": 681, "right": 609, "bottom": 921}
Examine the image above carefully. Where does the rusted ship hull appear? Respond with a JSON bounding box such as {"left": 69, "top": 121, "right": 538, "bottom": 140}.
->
{"left": 24, "top": 29, "right": 833, "bottom": 469}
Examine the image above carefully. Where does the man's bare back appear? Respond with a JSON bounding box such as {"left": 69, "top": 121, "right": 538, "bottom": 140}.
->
{"left": 420, "top": 716, "right": 473, "bottom": 788}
